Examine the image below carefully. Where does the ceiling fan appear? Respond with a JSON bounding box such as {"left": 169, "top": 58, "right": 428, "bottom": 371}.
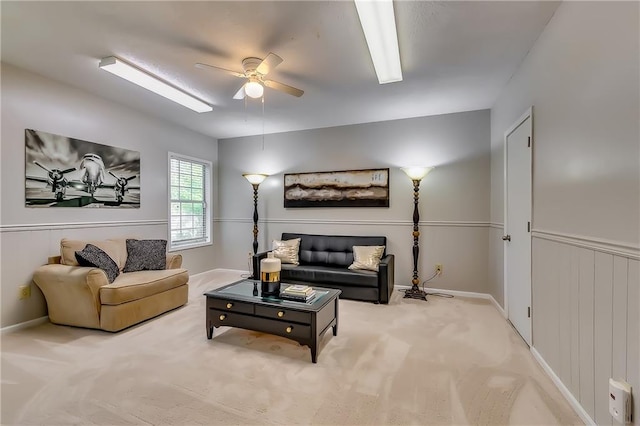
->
{"left": 195, "top": 52, "right": 304, "bottom": 100}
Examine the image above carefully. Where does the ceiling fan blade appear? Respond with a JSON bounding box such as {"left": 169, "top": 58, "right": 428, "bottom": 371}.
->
{"left": 195, "top": 63, "right": 245, "bottom": 78}
{"left": 256, "top": 52, "right": 283, "bottom": 76}
{"left": 233, "top": 84, "right": 247, "bottom": 99}
{"left": 263, "top": 79, "right": 304, "bottom": 97}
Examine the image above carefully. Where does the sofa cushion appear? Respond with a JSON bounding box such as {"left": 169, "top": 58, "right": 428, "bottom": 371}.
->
{"left": 282, "top": 233, "right": 386, "bottom": 267}
{"left": 61, "top": 238, "right": 126, "bottom": 270}
{"left": 348, "top": 245, "right": 385, "bottom": 272}
{"left": 75, "top": 244, "right": 120, "bottom": 283}
{"left": 272, "top": 238, "right": 301, "bottom": 264}
{"left": 281, "top": 264, "right": 378, "bottom": 288}
{"left": 100, "top": 268, "right": 189, "bottom": 305}
{"left": 123, "top": 239, "right": 167, "bottom": 272}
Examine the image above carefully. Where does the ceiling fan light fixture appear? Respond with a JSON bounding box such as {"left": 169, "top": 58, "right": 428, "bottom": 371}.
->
{"left": 245, "top": 79, "right": 264, "bottom": 98}
{"left": 99, "top": 56, "right": 212, "bottom": 113}
{"left": 354, "top": 0, "right": 403, "bottom": 84}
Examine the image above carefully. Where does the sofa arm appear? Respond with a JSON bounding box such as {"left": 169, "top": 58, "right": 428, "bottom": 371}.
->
{"left": 166, "top": 254, "right": 182, "bottom": 269}
{"left": 33, "top": 264, "right": 108, "bottom": 329}
{"left": 252, "top": 251, "right": 269, "bottom": 280}
{"left": 378, "top": 254, "right": 395, "bottom": 304}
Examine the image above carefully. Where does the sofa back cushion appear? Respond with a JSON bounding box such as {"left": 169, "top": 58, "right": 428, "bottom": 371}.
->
{"left": 281, "top": 233, "right": 386, "bottom": 268}
{"left": 60, "top": 238, "right": 127, "bottom": 270}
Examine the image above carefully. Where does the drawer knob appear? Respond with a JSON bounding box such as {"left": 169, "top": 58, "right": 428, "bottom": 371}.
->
{"left": 226, "top": 303, "right": 233, "bottom": 309}
{"left": 219, "top": 314, "right": 226, "bottom": 321}
{"left": 286, "top": 326, "right": 293, "bottom": 333}
{"left": 277, "top": 311, "right": 285, "bottom": 318}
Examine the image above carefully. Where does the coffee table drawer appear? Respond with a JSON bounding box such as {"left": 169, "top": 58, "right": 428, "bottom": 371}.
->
{"left": 257, "top": 317, "right": 311, "bottom": 340}
{"left": 255, "top": 305, "right": 311, "bottom": 324}
{"left": 212, "top": 310, "right": 311, "bottom": 340}
{"left": 210, "top": 299, "right": 254, "bottom": 314}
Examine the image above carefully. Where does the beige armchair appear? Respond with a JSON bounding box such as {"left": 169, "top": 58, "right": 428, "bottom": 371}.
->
{"left": 33, "top": 238, "right": 189, "bottom": 332}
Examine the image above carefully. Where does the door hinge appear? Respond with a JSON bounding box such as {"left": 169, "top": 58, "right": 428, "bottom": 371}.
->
{"left": 527, "top": 307, "right": 531, "bottom": 318}
{"left": 527, "top": 136, "right": 531, "bottom": 147}
{"left": 527, "top": 221, "right": 530, "bottom": 232}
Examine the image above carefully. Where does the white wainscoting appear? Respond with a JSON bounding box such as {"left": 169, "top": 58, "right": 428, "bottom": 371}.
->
{"left": 531, "top": 230, "right": 639, "bottom": 426}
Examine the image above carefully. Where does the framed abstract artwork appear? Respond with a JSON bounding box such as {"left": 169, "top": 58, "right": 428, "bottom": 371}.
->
{"left": 284, "top": 168, "right": 389, "bottom": 208}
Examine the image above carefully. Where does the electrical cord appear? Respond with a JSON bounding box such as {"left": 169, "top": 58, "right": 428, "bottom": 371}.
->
{"left": 421, "top": 270, "right": 453, "bottom": 298}
{"left": 398, "top": 269, "right": 454, "bottom": 298}
{"left": 240, "top": 252, "right": 254, "bottom": 279}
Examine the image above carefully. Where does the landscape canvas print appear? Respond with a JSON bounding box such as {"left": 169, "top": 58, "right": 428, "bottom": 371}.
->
{"left": 284, "top": 168, "right": 389, "bottom": 208}
{"left": 25, "top": 129, "right": 140, "bottom": 208}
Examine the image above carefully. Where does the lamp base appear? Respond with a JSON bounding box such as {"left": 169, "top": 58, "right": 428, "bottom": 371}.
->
{"left": 404, "top": 286, "right": 428, "bottom": 301}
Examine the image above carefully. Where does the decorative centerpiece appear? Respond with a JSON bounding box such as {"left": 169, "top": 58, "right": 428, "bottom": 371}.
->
{"left": 260, "top": 252, "right": 281, "bottom": 296}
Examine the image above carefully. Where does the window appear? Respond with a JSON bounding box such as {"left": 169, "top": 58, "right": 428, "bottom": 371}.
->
{"left": 168, "top": 153, "right": 212, "bottom": 251}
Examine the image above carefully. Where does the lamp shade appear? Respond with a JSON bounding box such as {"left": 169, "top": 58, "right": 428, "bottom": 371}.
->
{"left": 401, "top": 166, "right": 434, "bottom": 181}
{"left": 245, "top": 80, "right": 264, "bottom": 99}
{"left": 243, "top": 173, "right": 268, "bottom": 185}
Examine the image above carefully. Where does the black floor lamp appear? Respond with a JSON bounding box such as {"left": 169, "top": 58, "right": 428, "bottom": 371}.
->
{"left": 401, "top": 166, "right": 434, "bottom": 301}
{"left": 242, "top": 173, "right": 268, "bottom": 255}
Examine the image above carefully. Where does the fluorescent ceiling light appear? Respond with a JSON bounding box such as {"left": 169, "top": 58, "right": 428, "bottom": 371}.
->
{"left": 354, "top": 0, "right": 402, "bottom": 84}
{"left": 99, "top": 56, "right": 212, "bottom": 113}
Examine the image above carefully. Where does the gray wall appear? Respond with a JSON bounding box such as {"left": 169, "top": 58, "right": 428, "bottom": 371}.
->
{"left": 489, "top": 2, "right": 639, "bottom": 424}
{"left": 218, "top": 110, "right": 491, "bottom": 294}
{"left": 0, "top": 63, "right": 219, "bottom": 328}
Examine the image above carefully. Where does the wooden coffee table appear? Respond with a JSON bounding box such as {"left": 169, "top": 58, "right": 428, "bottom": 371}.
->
{"left": 204, "top": 279, "right": 341, "bottom": 363}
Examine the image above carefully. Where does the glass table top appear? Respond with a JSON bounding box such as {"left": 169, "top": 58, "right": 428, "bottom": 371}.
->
{"left": 205, "top": 279, "right": 339, "bottom": 310}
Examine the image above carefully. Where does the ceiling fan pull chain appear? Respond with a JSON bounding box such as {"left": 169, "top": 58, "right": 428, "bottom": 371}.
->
{"left": 262, "top": 94, "right": 265, "bottom": 151}
{"left": 244, "top": 95, "right": 248, "bottom": 122}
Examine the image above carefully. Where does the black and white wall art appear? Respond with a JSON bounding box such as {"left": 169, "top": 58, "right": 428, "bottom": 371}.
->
{"left": 25, "top": 129, "right": 140, "bottom": 208}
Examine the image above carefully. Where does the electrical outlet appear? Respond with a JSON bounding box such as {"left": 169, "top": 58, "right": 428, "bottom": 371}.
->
{"left": 19, "top": 285, "right": 31, "bottom": 299}
{"left": 435, "top": 264, "right": 443, "bottom": 275}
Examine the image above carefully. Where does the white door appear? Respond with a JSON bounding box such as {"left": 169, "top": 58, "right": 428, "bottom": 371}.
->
{"left": 504, "top": 110, "right": 532, "bottom": 345}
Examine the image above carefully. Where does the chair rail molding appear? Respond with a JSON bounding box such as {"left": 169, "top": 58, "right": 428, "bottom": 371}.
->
{"left": 214, "top": 217, "right": 491, "bottom": 228}
{"left": 0, "top": 219, "right": 168, "bottom": 233}
{"left": 532, "top": 228, "right": 639, "bottom": 260}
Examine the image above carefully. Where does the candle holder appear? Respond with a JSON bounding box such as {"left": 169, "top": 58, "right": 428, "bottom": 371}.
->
{"left": 260, "top": 252, "right": 281, "bottom": 297}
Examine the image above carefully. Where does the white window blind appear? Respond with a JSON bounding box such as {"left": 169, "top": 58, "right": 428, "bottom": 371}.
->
{"left": 168, "top": 153, "right": 211, "bottom": 250}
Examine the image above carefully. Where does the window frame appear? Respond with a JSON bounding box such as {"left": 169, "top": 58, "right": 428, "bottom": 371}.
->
{"left": 167, "top": 152, "right": 213, "bottom": 252}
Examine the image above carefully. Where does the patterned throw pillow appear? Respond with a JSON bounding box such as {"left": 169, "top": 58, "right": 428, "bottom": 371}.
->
{"left": 272, "top": 238, "right": 301, "bottom": 265}
{"left": 123, "top": 239, "right": 167, "bottom": 272}
{"left": 348, "top": 245, "right": 385, "bottom": 272}
{"left": 75, "top": 244, "right": 120, "bottom": 283}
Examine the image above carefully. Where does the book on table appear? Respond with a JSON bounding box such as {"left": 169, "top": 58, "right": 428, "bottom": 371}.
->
{"left": 280, "top": 291, "right": 317, "bottom": 302}
{"left": 280, "top": 285, "right": 316, "bottom": 301}
{"left": 281, "top": 284, "right": 314, "bottom": 296}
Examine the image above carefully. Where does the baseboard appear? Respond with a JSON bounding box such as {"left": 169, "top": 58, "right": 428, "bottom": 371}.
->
{"left": 212, "top": 268, "right": 248, "bottom": 274}
{"left": 188, "top": 268, "right": 247, "bottom": 279}
{"left": 488, "top": 295, "right": 507, "bottom": 318}
{"left": 1, "top": 316, "right": 48, "bottom": 334}
{"left": 530, "top": 347, "right": 595, "bottom": 425}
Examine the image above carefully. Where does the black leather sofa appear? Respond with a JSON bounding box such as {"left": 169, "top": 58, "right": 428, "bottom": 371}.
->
{"left": 253, "top": 233, "right": 394, "bottom": 304}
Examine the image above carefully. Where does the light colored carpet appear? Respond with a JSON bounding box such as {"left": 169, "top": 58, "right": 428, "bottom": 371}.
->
{"left": 1, "top": 269, "right": 582, "bottom": 425}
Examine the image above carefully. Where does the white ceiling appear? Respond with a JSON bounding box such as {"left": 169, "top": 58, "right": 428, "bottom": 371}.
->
{"left": 1, "top": 1, "right": 559, "bottom": 140}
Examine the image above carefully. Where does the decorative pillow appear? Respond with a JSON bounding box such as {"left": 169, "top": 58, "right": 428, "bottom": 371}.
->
{"left": 75, "top": 244, "right": 120, "bottom": 283}
{"left": 61, "top": 238, "right": 124, "bottom": 270}
{"left": 123, "top": 239, "right": 167, "bottom": 272}
{"left": 348, "top": 245, "right": 385, "bottom": 272}
{"left": 272, "top": 238, "right": 301, "bottom": 265}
